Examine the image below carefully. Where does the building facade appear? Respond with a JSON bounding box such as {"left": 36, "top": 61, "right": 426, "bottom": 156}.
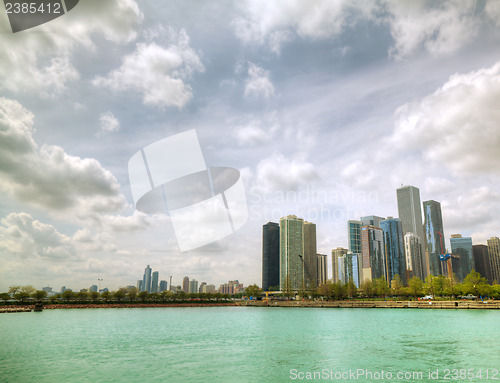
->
{"left": 361, "top": 225, "right": 385, "bottom": 283}
{"left": 331, "top": 247, "right": 348, "bottom": 284}
{"left": 279, "top": 215, "right": 304, "bottom": 291}
{"left": 142, "top": 265, "right": 152, "bottom": 293}
{"left": 380, "top": 217, "right": 406, "bottom": 285}
{"left": 317, "top": 254, "right": 328, "bottom": 286}
{"left": 303, "top": 221, "right": 318, "bottom": 287}
{"left": 348, "top": 220, "right": 362, "bottom": 255}
{"left": 262, "top": 222, "right": 280, "bottom": 291}
{"left": 404, "top": 233, "right": 425, "bottom": 281}
{"left": 182, "top": 276, "right": 189, "bottom": 293}
{"left": 450, "top": 234, "right": 475, "bottom": 282}
{"left": 338, "top": 252, "right": 361, "bottom": 287}
{"left": 151, "top": 271, "right": 159, "bottom": 293}
{"left": 487, "top": 237, "right": 500, "bottom": 284}
{"left": 473, "top": 245, "right": 492, "bottom": 284}
{"left": 397, "top": 185, "right": 427, "bottom": 278}
{"left": 423, "top": 200, "right": 445, "bottom": 277}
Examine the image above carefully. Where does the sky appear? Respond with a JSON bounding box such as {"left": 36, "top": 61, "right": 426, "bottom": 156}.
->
{"left": 1, "top": 0, "right": 500, "bottom": 292}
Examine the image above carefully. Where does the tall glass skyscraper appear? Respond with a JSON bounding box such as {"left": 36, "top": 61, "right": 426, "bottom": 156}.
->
{"left": 397, "top": 185, "right": 426, "bottom": 277}
{"left": 487, "top": 237, "right": 500, "bottom": 284}
{"left": 142, "top": 265, "right": 152, "bottom": 292}
{"left": 280, "top": 215, "right": 304, "bottom": 291}
{"left": 473, "top": 245, "right": 492, "bottom": 284}
{"left": 338, "top": 252, "right": 360, "bottom": 287}
{"left": 423, "top": 200, "right": 445, "bottom": 276}
{"left": 450, "top": 234, "right": 475, "bottom": 282}
{"left": 262, "top": 222, "right": 280, "bottom": 291}
{"left": 380, "top": 217, "right": 406, "bottom": 285}
{"left": 317, "top": 254, "right": 328, "bottom": 286}
{"left": 303, "top": 222, "right": 318, "bottom": 287}
{"left": 331, "top": 247, "right": 347, "bottom": 283}
{"left": 348, "top": 220, "right": 362, "bottom": 254}
{"left": 404, "top": 233, "right": 424, "bottom": 281}
{"left": 361, "top": 225, "right": 385, "bottom": 282}
{"left": 151, "top": 271, "right": 159, "bottom": 293}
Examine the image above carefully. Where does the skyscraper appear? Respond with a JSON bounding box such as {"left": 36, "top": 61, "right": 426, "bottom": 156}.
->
{"left": 331, "top": 247, "right": 348, "bottom": 283}
{"left": 397, "top": 185, "right": 426, "bottom": 277}
{"left": 182, "top": 276, "right": 190, "bottom": 293}
{"left": 159, "top": 280, "right": 168, "bottom": 292}
{"left": 317, "top": 254, "right": 328, "bottom": 286}
{"left": 348, "top": 220, "right": 362, "bottom": 254}
{"left": 338, "top": 252, "right": 361, "bottom": 287}
{"left": 487, "top": 237, "right": 500, "bottom": 284}
{"left": 404, "top": 232, "right": 425, "bottom": 281}
{"left": 360, "top": 225, "right": 385, "bottom": 282}
{"left": 142, "top": 265, "right": 152, "bottom": 292}
{"left": 262, "top": 222, "right": 280, "bottom": 291}
{"left": 303, "top": 221, "right": 318, "bottom": 287}
{"left": 151, "top": 271, "right": 159, "bottom": 293}
{"left": 189, "top": 279, "right": 198, "bottom": 294}
{"left": 280, "top": 215, "right": 304, "bottom": 291}
{"left": 473, "top": 245, "right": 492, "bottom": 284}
{"left": 423, "top": 200, "right": 445, "bottom": 277}
{"left": 380, "top": 217, "right": 406, "bottom": 285}
{"left": 450, "top": 234, "right": 474, "bottom": 282}
{"left": 360, "top": 215, "right": 385, "bottom": 228}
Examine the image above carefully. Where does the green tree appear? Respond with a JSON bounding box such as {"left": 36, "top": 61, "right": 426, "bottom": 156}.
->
{"left": 462, "top": 270, "right": 489, "bottom": 299}
{"left": 333, "top": 282, "right": 346, "bottom": 300}
{"left": 245, "top": 284, "right": 263, "bottom": 299}
{"left": 391, "top": 275, "right": 403, "bottom": 297}
{"left": 113, "top": 288, "right": 127, "bottom": 302}
{"left": 89, "top": 291, "right": 99, "bottom": 302}
{"left": 127, "top": 287, "right": 138, "bottom": 301}
{"left": 33, "top": 290, "right": 48, "bottom": 301}
{"left": 76, "top": 291, "right": 89, "bottom": 302}
{"left": 0, "top": 292, "right": 11, "bottom": 302}
{"left": 62, "top": 290, "right": 75, "bottom": 302}
{"left": 101, "top": 291, "right": 111, "bottom": 302}
{"left": 14, "top": 285, "right": 36, "bottom": 303}
{"left": 8, "top": 286, "right": 21, "bottom": 296}
{"left": 359, "top": 279, "right": 375, "bottom": 298}
{"left": 346, "top": 278, "right": 358, "bottom": 299}
{"left": 317, "top": 283, "right": 334, "bottom": 300}
{"left": 408, "top": 276, "right": 423, "bottom": 301}
{"left": 374, "top": 277, "right": 390, "bottom": 298}
{"left": 282, "top": 275, "right": 292, "bottom": 299}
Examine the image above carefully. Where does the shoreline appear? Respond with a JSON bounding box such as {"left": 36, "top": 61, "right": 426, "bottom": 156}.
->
{"left": 241, "top": 300, "right": 500, "bottom": 309}
{"left": 0, "top": 302, "right": 238, "bottom": 312}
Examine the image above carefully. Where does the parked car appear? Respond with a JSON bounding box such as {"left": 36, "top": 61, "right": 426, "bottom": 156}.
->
{"left": 460, "top": 294, "right": 477, "bottom": 300}
{"left": 421, "top": 295, "right": 434, "bottom": 300}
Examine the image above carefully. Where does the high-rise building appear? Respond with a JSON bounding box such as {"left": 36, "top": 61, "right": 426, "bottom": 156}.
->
{"left": 487, "top": 237, "right": 500, "bottom": 283}
{"left": 331, "top": 247, "right": 348, "bottom": 284}
{"left": 280, "top": 215, "right": 304, "bottom": 291}
{"left": 360, "top": 216, "right": 385, "bottom": 228}
{"left": 89, "top": 285, "right": 98, "bottom": 293}
{"left": 338, "top": 252, "right": 361, "bottom": 287}
{"left": 348, "top": 220, "right": 362, "bottom": 254}
{"left": 151, "top": 271, "right": 159, "bottom": 293}
{"left": 198, "top": 282, "right": 207, "bottom": 293}
{"left": 423, "top": 200, "right": 445, "bottom": 277}
{"left": 182, "top": 276, "right": 190, "bottom": 293}
{"left": 473, "top": 245, "right": 492, "bottom": 284}
{"left": 303, "top": 221, "right": 318, "bottom": 287}
{"left": 262, "top": 222, "right": 280, "bottom": 291}
{"left": 404, "top": 233, "right": 425, "bottom": 281}
{"left": 189, "top": 279, "right": 198, "bottom": 294}
{"left": 317, "top": 254, "right": 328, "bottom": 286}
{"left": 450, "top": 234, "right": 474, "bottom": 282}
{"left": 143, "top": 265, "right": 152, "bottom": 292}
{"left": 380, "top": 217, "right": 406, "bottom": 285}
{"left": 397, "top": 185, "right": 426, "bottom": 277}
{"left": 360, "top": 225, "right": 385, "bottom": 283}
{"left": 159, "top": 280, "right": 168, "bottom": 292}
{"left": 137, "top": 280, "right": 143, "bottom": 292}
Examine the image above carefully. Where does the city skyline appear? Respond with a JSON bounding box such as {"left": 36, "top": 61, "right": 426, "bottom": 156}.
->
{"left": 2, "top": 1, "right": 500, "bottom": 291}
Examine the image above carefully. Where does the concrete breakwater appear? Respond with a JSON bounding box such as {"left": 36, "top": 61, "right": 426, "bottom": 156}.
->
{"left": 240, "top": 300, "right": 500, "bottom": 309}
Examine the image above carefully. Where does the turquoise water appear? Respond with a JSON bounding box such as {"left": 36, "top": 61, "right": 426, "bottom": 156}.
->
{"left": 0, "top": 307, "right": 499, "bottom": 382}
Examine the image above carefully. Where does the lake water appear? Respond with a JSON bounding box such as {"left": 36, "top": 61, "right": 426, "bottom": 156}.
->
{"left": 0, "top": 307, "right": 499, "bottom": 382}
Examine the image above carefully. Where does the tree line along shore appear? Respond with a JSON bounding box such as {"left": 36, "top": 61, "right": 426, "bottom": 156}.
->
{"left": 2, "top": 270, "right": 500, "bottom": 308}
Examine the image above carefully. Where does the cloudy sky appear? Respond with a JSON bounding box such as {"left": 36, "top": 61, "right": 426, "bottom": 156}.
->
{"left": 1, "top": 0, "right": 500, "bottom": 292}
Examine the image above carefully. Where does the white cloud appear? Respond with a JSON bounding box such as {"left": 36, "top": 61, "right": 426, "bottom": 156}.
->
{"left": 244, "top": 63, "right": 275, "bottom": 99}
{"left": 0, "top": 212, "right": 75, "bottom": 260}
{"left": 93, "top": 29, "right": 204, "bottom": 109}
{"left": 0, "top": 97, "right": 126, "bottom": 216}
{"left": 0, "top": 0, "right": 142, "bottom": 96}
{"left": 98, "top": 111, "right": 120, "bottom": 136}
{"left": 233, "top": 0, "right": 376, "bottom": 53}
{"left": 231, "top": 113, "right": 280, "bottom": 146}
{"left": 390, "top": 61, "right": 500, "bottom": 175}
{"left": 386, "top": 0, "right": 479, "bottom": 59}
{"left": 254, "top": 152, "right": 319, "bottom": 192}
{"left": 485, "top": 0, "right": 500, "bottom": 27}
